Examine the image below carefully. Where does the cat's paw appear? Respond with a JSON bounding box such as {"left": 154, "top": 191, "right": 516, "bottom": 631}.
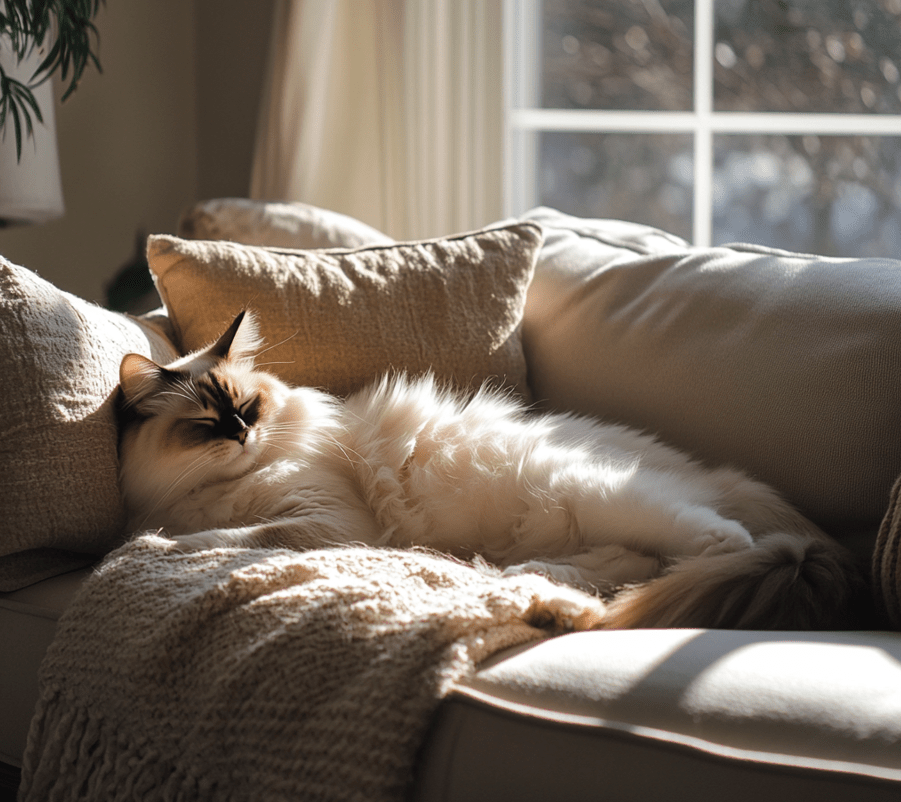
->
{"left": 691, "top": 519, "right": 753, "bottom": 556}
{"left": 503, "top": 560, "right": 584, "bottom": 586}
{"left": 529, "top": 587, "right": 607, "bottom": 632}
{"left": 668, "top": 506, "right": 754, "bottom": 557}
{"left": 510, "top": 574, "right": 606, "bottom": 631}
{"left": 170, "top": 530, "right": 231, "bottom": 552}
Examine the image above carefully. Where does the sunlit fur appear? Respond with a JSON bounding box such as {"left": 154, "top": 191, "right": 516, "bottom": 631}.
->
{"left": 118, "top": 312, "right": 862, "bottom": 630}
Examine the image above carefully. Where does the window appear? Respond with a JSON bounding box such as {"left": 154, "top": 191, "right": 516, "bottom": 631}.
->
{"left": 504, "top": 0, "right": 901, "bottom": 257}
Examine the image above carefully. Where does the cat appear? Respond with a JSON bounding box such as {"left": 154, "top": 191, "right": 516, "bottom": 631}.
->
{"left": 117, "top": 311, "right": 861, "bottom": 630}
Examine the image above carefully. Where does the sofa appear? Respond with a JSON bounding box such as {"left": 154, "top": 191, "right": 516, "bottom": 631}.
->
{"left": 2, "top": 199, "right": 901, "bottom": 800}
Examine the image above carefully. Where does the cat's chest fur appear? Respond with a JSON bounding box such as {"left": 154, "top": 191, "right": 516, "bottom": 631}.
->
{"left": 154, "top": 460, "right": 325, "bottom": 535}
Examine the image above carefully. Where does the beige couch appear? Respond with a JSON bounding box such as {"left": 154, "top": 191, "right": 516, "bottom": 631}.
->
{"left": 2, "top": 200, "right": 900, "bottom": 800}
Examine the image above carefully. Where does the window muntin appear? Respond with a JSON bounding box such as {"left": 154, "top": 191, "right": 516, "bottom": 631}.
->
{"left": 507, "top": 0, "right": 901, "bottom": 255}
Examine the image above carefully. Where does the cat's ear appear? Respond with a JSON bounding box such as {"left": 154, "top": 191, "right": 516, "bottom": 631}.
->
{"left": 209, "top": 310, "right": 263, "bottom": 364}
{"left": 119, "top": 353, "right": 169, "bottom": 407}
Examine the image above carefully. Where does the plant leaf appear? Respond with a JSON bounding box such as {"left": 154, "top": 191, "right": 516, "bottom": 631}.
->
{"left": 0, "top": 0, "right": 105, "bottom": 159}
{"left": 10, "top": 100, "right": 22, "bottom": 161}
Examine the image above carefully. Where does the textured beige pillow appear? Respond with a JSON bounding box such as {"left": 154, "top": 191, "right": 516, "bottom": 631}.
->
{"left": 0, "top": 258, "right": 178, "bottom": 591}
{"left": 177, "top": 198, "right": 394, "bottom": 249}
{"left": 521, "top": 206, "right": 901, "bottom": 539}
{"left": 147, "top": 223, "right": 542, "bottom": 398}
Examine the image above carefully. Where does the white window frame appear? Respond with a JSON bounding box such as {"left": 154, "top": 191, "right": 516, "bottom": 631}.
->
{"left": 504, "top": 0, "right": 901, "bottom": 246}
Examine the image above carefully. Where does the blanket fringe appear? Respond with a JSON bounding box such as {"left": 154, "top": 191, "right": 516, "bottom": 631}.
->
{"left": 21, "top": 688, "right": 216, "bottom": 802}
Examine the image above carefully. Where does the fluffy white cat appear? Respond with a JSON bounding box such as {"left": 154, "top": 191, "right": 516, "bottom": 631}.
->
{"left": 117, "top": 311, "right": 859, "bottom": 629}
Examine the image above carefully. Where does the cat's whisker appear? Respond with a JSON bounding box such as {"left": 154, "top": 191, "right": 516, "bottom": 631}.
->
{"left": 176, "top": 379, "right": 203, "bottom": 402}
{"left": 158, "top": 390, "right": 200, "bottom": 408}
{"left": 155, "top": 379, "right": 206, "bottom": 411}
{"left": 319, "top": 432, "right": 373, "bottom": 471}
{"left": 134, "top": 452, "right": 219, "bottom": 531}
{"left": 258, "top": 441, "right": 293, "bottom": 458}
{"left": 253, "top": 330, "right": 299, "bottom": 359}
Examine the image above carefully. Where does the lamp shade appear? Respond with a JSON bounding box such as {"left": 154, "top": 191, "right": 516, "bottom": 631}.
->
{"left": 0, "top": 35, "right": 64, "bottom": 225}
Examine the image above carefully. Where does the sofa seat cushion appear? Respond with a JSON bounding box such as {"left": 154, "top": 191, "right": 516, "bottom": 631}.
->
{"left": 414, "top": 628, "right": 901, "bottom": 801}
{"left": 0, "top": 566, "right": 92, "bottom": 766}
{"left": 521, "top": 207, "right": 901, "bottom": 541}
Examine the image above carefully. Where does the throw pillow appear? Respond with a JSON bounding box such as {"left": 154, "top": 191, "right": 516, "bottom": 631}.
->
{"left": 0, "top": 258, "right": 178, "bottom": 591}
{"left": 522, "top": 206, "right": 901, "bottom": 539}
{"left": 146, "top": 222, "right": 543, "bottom": 399}
{"left": 177, "top": 198, "right": 394, "bottom": 249}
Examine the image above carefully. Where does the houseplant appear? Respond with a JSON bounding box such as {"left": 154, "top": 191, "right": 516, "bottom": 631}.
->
{"left": 0, "top": 0, "right": 103, "bottom": 160}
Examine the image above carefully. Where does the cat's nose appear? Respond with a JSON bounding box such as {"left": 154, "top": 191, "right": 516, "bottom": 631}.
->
{"left": 225, "top": 413, "right": 249, "bottom": 443}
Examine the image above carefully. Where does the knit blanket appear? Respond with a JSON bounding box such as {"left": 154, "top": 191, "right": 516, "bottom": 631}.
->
{"left": 20, "top": 534, "right": 604, "bottom": 801}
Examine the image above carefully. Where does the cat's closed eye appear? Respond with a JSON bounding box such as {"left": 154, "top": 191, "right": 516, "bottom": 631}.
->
{"left": 237, "top": 397, "right": 261, "bottom": 427}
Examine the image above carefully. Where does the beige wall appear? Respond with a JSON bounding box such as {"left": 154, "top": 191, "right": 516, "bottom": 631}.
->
{"left": 194, "top": 0, "right": 274, "bottom": 202}
{"left": 0, "top": 0, "right": 274, "bottom": 304}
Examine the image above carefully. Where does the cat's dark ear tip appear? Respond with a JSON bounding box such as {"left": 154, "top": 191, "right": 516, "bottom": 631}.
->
{"left": 211, "top": 308, "right": 262, "bottom": 362}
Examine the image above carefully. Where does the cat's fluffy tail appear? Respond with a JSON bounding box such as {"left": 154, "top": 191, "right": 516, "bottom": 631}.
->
{"left": 602, "top": 533, "right": 865, "bottom": 630}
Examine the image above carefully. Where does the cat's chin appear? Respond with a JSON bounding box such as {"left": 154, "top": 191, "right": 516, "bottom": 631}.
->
{"left": 214, "top": 442, "right": 262, "bottom": 481}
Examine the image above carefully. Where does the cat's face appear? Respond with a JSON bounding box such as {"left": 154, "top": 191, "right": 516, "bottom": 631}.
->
{"left": 118, "top": 311, "right": 279, "bottom": 525}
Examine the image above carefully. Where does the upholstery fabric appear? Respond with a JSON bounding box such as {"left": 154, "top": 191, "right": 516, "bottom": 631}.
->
{"left": 147, "top": 223, "right": 542, "bottom": 398}
{"left": 873, "top": 474, "right": 901, "bottom": 628}
{"left": 0, "top": 566, "right": 89, "bottom": 766}
{"left": 177, "top": 197, "right": 394, "bottom": 249}
{"left": 522, "top": 207, "right": 901, "bottom": 537}
{"left": 0, "top": 258, "right": 177, "bottom": 591}
{"left": 461, "top": 629, "right": 901, "bottom": 777}
{"left": 413, "top": 629, "right": 901, "bottom": 801}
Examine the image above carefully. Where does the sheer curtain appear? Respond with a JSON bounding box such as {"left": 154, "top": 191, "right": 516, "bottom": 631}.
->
{"left": 250, "top": 0, "right": 504, "bottom": 241}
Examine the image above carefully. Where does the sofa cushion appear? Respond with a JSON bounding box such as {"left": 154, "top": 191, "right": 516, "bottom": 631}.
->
{"left": 873, "top": 474, "right": 901, "bottom": 629}
{"left": 415, "top": 628, "right": 901, "bottom": 801}
{"left": 521, "top": 207, "right": 901, "bottom": 537}
{"left": 0, "top": 258, "right": 177, "bottom": 591}
{"left": 0, "top": 566, "right": 90, "bottom": 766}
{"left": 146, "top": 223, "right": 542, "bottom": 398}
{"left": 177, "top": 198, "right": 394, "bottom": 249}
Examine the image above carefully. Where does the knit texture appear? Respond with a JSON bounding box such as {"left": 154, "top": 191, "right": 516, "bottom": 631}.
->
{"left": 20, "top": 535, "right": 600, "bottom": 801}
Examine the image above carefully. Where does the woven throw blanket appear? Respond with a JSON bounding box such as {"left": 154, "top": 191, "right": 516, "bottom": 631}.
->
{"left": 20, "top": 534, "right": 602, "bottom": 801}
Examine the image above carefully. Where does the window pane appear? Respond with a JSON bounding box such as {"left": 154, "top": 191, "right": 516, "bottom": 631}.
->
{"left": 541, "top": 0, "right": 694, "bottom": 111}
{"left": 539, "top": 132, "right": 693, "bottom": 239}
{"left": 712, "top": 134, "right": 901, "bottom": 257}
{"left": 715, "top": 0, "right": 901, "bottom": 113}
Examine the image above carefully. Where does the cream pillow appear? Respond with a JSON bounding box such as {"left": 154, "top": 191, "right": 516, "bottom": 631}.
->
{"left": 177, "top": 198, "right": 394, "bottom": 249}
{"left": 522, "top": 206, "right": 901, "bottom": 539}
{"left": 0, "top": 258, "right": 178, "bottom": 591}
{"left": 147, "top": 223, "right": 543, "bottom": 398}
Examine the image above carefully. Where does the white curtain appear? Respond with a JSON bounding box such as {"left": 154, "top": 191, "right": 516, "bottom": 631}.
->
{"left": 250, "top": 0, "right": 505, "bottom": 241}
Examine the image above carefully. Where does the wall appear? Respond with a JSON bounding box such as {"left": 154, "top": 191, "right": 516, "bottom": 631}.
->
{"left": 194, "top": 0, "right": 275, "bottom": 202}
{"left": 0, "top": 0, "right": 274, "bottom": 305}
